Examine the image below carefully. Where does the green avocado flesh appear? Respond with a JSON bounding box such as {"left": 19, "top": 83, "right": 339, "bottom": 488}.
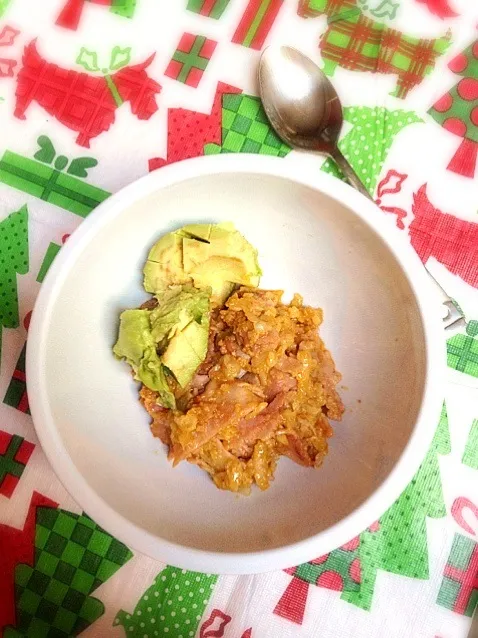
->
{"left": 143, "top": 222, "right": 261, "bottom": 305}
{"left": 113, "top": 287, "right": 210, "bottom": 407}
{"left": 114, "top": 223, "right": 261, "bottom": 407}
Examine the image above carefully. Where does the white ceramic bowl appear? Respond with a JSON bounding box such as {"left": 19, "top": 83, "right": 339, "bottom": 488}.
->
{"left": 27, "top": 155, "right": 443, "bottom": 574}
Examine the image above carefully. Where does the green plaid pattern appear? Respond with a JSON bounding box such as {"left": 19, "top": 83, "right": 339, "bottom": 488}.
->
{"left": 4, "top": 508, "right": 132, "bottom": 637}
{"left": 447, "top": 324, "right": 478, "bottom": 378}
{"left": 204, "top": 93, "right": 291, "bottom": 156}
{"left": 320, "top": 12, "right": 451, "bottom": 98}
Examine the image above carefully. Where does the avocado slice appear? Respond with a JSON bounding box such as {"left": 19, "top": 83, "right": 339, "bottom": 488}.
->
{"left": 162, "top": 320, "right": 208, "bottom": 388}
{"left": 144, "top": 233, "right": 189, "bottom": 293}
{"left": 113, "top": 309, "right": 176, "bottom": 409}
{"left": 150, "top": 286, "right": 210, "bottom": 344}
{"left": 142, "top": 223, "right": 261, "bottom": 307}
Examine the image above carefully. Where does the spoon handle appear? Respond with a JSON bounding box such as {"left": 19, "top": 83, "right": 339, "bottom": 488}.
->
{"left": 330, "top": 148, "right": 374, "bottom": 202}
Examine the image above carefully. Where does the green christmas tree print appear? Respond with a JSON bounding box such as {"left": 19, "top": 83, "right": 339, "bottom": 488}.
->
{"left": 115, "top": 566, "right": 218, "bottom": 637}
{"left": 462, "top": 419, "right": 478, "bottom": 469}
{"left": 342, "top": 402, "right": 451, "bottom": 610}
{"left": 4, "top": 507, "right": 133, "bottom": 637}
{"left": 0, "top": 206, "right": 29, "bottom": 365}
{"left": 321, "top": 106, "right": 422, "bottom": 195}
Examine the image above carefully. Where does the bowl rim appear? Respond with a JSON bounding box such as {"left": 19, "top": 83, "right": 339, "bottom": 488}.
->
{"left": 26, "top": 153, "right": 444, "bottom": 574}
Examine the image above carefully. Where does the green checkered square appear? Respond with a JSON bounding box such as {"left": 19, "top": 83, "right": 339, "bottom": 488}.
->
{"left": 52, "top": 514, "right": 76, "bottom": 539}
{"left": 28, "top": 617, "right": 51, "bottom": 637}
{"left": 27, "top": 570, "right": 50, "bottom": 596}
{"left": 36, "top": 599, "right": 59, "bottom": 624}
{"left": 37, "top": 508, "right": 60, "bottom": 530}
{"left": 248, "top": 120, "right": 269, "bottom": 144}
{"left": 43, "top": 579, "right": 68, "bottom": 605}
{"left": 221, "top": 94, "right": 291, "bottom": 158}
{"left": 62, "top": 542, "right": 85, "bottom": 568}
{"left": 16, "top": 564, "right": 32, "bottom": 587}
{"left": 18, "top": 588, "right": 42, "bottom": 615}
{"left": 237, "top": 94, "right": 260, "bottom": 118}
{"left": 36, "top": 552, "right": 59, "bottom": 578}
{"left": 241, "top": 139, "right": 262, "bottom": 153}
{"left": 223, "top": 93, "right": 242, "bottom": 113}
{"left": 95, "top": 559, "right": 118, "bottom": 583}
{"left": 79, "top": 549, "right": 102, "bottom": 576}
{"left": 87, "top": 529, "right": 111, "bottom": 555}
{"left": 70, "top": 522, "right": 94, "bottom": 547}
{"left": 230, "top": 113, "right": 252, "bottom": 135}
{"left": 71, "top": 569, "right": 95, "bottom": 593}
{"left": 36, "top": 525, "right": 51, "bottom": 551}
{"left": 54, "top": 561, "right": 76, "bottom": 586}
{"left": 51, "top": 607, "right": 76, "bottom": 635}
{"left": 105, "top": 539, "right": 131, "bottom": 565}
{"left": 5, "top": 506, "right": 133, "bottom": 637}
{"left": 264, "top": 129, "right": 283, "bottom": 149}
{"left": 223, "top": 129, "right": 246, "bottom": 151}
{"left": 62, "top": 589, "right": 86, "bottom": 614}
{"left": 44, "top": 532, "right": 68, "bottom": 558}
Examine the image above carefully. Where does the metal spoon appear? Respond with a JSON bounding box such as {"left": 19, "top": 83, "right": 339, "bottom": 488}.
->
{"left": 259, "top": 45, "right": 371, "bottom": 199}
{"left": 258, "top": 45, "right": 465, "bottom": 329}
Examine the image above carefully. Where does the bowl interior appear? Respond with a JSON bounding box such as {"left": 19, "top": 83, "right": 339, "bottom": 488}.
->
{"left": 39, "top": 172, "right": 425, "bottom": 555}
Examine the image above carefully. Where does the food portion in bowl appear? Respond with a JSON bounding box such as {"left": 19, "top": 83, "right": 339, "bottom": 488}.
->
{"left": 114, "top": 223, "right": 344, "bottom": 493}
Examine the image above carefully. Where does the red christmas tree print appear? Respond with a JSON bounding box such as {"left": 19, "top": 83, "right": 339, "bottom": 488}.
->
{"left": 274, "top": 532, "right": 365, "bottom": 624}
{"left": 429, "top": 40, "right": 478, "bottom": 178}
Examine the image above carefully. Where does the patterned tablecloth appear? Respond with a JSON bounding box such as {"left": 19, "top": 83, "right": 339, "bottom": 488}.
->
{"left": 0, "top": 1, "right": 477, "bottom": 637}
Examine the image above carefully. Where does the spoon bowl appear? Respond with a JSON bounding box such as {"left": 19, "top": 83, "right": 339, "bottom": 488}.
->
{"left": 259, "top": 46, "right": 343, "bottom": 154}
{"left": 259, "top": 45, "right": 371, "bottom": 198}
